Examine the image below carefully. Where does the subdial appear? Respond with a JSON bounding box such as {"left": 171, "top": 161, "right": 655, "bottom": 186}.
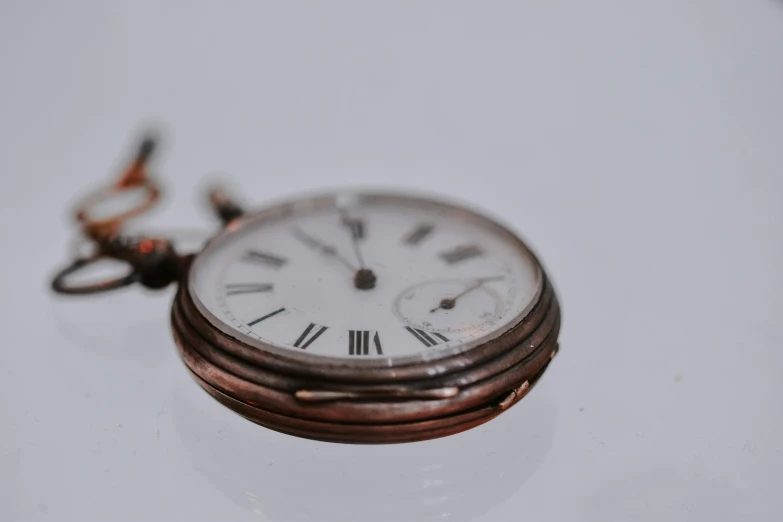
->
{"left": 393, "top": 278, "right": 504, "bottom": 333}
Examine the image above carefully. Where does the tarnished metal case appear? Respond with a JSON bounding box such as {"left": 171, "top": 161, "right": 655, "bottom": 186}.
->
{"left": 172, "top": 262, "right": 561, "bottom": 444}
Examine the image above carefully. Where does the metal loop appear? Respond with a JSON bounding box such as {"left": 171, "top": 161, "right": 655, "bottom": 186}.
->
{"left": 51, "top": 254, "right": 138, "bottom": 295}
{"left": 75, "top": 181, "right": 161, "bottom": 241}
{"left": 73, "top": 134, "right": 162, "bottom": 241}
{"left": 51, "top": 134, "right": 184, "bottom": 296}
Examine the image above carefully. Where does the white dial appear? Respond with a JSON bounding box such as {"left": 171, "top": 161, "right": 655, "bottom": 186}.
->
{"left": 190, "top": 193, "right": 542, "bottom": 364}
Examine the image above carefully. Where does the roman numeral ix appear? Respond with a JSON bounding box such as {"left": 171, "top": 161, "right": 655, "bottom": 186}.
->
{"left": 242, "top": 250, "right": 288, "bottom": 268}
{"left": 225, "top": 283, "right": 273, "bottom": 295}
{"left": 404, "top": 327, "right": 449, "bottom": 347}
{"left": 293, "top": 323, "right": 328, "bottom": 349}
{"left": 348, "top": 330, "right": 383, "bottom": 356}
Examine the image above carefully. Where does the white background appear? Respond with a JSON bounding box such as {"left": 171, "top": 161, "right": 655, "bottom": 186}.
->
{"left": 2, "top": 1, "right": 782, "bottom": 521}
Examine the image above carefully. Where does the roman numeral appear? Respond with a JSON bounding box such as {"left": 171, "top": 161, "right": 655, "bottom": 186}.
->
{"left": 341, "top": 216, "right": 365, "bottom": 240}
{"left": 404, "top": 327, "right": 449, "bottom": 347}
{"left": 440, "top": 245, "right": 483, "bottom": 264}
{"left": 404, "top": 223, "right": 434, "bottom": 246}
{"left": 225, "top": 283, "right": 273, "bottom": 295}
{"left": 247, "top": 307, "right": 286, "bottom": 327}
{"left": 293, "top": 323, "right": 328, "bottom": 349}
{"left": 242, "top": 250, "right": 288, "bottom": 268}
{"left": 348, "top": 330, "right": 383, "bottom": 356}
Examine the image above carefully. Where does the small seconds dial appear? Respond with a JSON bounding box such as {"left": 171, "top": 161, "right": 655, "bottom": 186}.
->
{"left": 190, "top": 193, "right": 542, "bottom": 364}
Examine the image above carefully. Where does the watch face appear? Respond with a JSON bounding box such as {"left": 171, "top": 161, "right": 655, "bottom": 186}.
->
{"left": 189, "top": 192, "right": 542, "bottom": 365}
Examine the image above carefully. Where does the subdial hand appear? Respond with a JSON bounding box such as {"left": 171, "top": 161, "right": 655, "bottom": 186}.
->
{"left": 430, "top": 276, "right": 505, "bottom": 313}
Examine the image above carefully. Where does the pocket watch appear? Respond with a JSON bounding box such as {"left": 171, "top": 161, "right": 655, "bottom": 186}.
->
{"left": 51, "top": 136, "right": 562, "bottom": 444}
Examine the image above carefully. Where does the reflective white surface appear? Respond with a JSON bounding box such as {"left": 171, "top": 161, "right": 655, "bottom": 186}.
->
{"left": 2, "top": 1, "right": 783, "bottom": 521}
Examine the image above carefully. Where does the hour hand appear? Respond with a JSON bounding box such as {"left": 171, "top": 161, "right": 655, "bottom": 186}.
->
{"left": 291, "top": 227, "right": 357, "bottom": 271}
{"left": 292, "top": 227, "right": 377, "bottom": 290}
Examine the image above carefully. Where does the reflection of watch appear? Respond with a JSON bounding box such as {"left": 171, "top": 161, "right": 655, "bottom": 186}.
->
{"left": 170, "top": 374, "right": 557, "bottom": 522}
{"left": 50, "top": 135, "right": 562, "bottom": 444}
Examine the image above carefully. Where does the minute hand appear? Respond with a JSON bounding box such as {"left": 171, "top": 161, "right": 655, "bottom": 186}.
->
{"left": 339, "top": 210, "right": 366, "bottom": 268}
{"left": 338, "top": 210, "right": 377, "bottom": 291}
